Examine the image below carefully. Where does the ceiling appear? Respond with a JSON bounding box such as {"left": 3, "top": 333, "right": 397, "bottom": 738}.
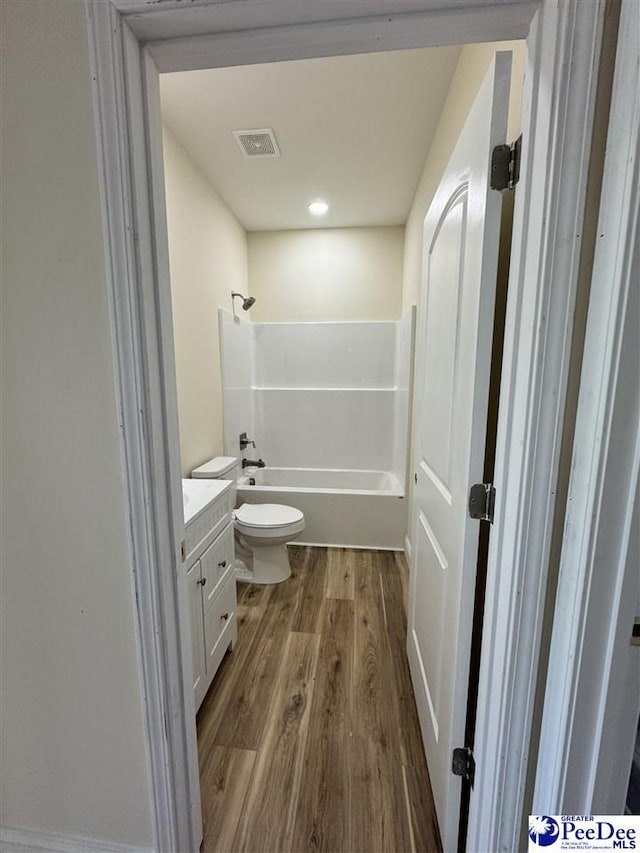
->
{"left": 159, "top": 45, "right": 461, "bottom": 232}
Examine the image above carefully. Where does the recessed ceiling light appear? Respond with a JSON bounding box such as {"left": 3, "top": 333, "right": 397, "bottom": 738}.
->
{"left": 308, "top": 200, "right": 329, "bottom": 216}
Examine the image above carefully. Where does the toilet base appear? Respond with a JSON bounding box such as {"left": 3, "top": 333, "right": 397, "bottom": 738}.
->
{"left": 233, "top": 557, "right": 253, "bottom": 583}
{"left": 250, "top": 543, "right": 292, "bottom": 584}
{"left": 235, "top": 537, "right": 292, "bottom": 584}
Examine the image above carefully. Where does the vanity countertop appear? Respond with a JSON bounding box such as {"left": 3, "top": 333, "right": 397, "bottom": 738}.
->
{"left": 182, "top": 478, "right": 232, "bottom": 527}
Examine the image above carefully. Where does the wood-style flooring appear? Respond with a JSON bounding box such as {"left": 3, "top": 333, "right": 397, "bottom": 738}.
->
{"left": 196, "top": 545, "right": 441, "bottom": 853}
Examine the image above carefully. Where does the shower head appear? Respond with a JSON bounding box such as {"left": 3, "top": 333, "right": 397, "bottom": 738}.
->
{"left": 231, "top": 291, "right": 256, "bottom": 313}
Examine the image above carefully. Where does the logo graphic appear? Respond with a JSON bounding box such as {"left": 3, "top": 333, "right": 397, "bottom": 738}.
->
{"left": 528, "top": 815, "right": 639, "bottom": 850}
{"left": 529, "top": 816, "right": 560, "bottom": 847}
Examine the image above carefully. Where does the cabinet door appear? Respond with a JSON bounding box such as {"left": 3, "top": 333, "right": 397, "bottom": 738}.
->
{"left": 204, "top": 574, "right": 237, "bottom": 674}
{"left": 187, "top": 559, "right": 206, "bottom": 710}
{"left": 201, "top": 523, "right": 235, "bottom": 613}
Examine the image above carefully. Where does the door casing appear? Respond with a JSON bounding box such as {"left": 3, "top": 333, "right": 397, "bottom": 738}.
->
{"left": 533, "top": 0, "right": 640, "bottom": 816}
{"left": 86, "top": 1, "right": 611, "bottom": 850}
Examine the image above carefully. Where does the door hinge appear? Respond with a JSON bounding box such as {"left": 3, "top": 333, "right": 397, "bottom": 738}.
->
{"left": 452, "top": 746, "right": 476, "bottom": 786}
{"left": 490, "top": 134, "right": 522, "bottom": 191}
{"left": 468, "top": 483, "right": 496, "bottom": 523}
{"left": 180, "top": 540, "right": 186, "bottom": 562}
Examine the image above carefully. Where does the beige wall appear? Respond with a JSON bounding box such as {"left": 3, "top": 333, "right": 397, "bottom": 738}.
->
{"left": 248, "top": 227, "right": 404, "bottom": 322}
{"left": 163, "top": 127, "right": 248, "bottom": 476}
{"left": 402, "top": 41, "right": 526, "bottom": 312}
{"left": 0, "top": 1, "right": 153, "bottom": 847}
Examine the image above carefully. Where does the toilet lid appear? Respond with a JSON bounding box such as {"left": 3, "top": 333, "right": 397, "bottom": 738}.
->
{"left": 234, "top": 503, "right": 304, "bottom": 528}
{"left": 192, "top": 456, "right": 237, "bottom": 478}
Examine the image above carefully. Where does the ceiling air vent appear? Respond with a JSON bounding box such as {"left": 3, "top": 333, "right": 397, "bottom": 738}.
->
{"left": 233, "top": 128, "right": 280, "bottom": 159}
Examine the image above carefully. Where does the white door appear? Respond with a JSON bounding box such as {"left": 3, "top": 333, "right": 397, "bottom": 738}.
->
{"left": 408, "top": 52, "right": 512, "bottom": 851}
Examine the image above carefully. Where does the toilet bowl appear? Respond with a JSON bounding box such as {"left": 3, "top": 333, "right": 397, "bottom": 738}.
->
{"left": 191, "top": 456, "right": 305, "bottom": 584}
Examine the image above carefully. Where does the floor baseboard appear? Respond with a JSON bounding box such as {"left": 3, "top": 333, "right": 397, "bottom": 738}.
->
{"left": 0, "top": 826, "right": 154, "bottom": 853}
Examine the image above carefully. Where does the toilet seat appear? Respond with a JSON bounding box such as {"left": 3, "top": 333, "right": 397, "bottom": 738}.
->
{"left": 234, "top": 503, "right": 303, "bottom": 529}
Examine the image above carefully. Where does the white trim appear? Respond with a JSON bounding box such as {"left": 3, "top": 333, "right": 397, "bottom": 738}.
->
{"left": 144, "top": 6, "right": 537, "bottom": 74}
{"left": 85, "top": 2, "right": 609, "bottom": 851}
{"left": 533, "top": 0, "right": 640, "bottom": 814}
{"left": 468, "top": 1, "right": 608, "bottom": 849}
{"left": 0, "top": 826, "right": 154, "bottom": 853}
{"left": 404, "top": 534, "right": 413, "bottom": 566}
{"left": 114, "top": 0, "right": 537, "bottom": 49}
{"left": 295, "top": 542, "right": 403, "bottom": 551}
{"left": 139, "top": 42, "right": 205, "bottom": 847}
{"left": 85, "top": 4, "right": 196, "bottom": 850}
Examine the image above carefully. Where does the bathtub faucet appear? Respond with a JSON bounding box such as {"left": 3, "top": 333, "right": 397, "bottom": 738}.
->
{"left": 242, "top": 458, "right": 265, "bottom": 469}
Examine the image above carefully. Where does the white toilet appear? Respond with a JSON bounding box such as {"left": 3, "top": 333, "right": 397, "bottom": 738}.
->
{"left": 191, "top": 456, "right": 305, "bottom": 584}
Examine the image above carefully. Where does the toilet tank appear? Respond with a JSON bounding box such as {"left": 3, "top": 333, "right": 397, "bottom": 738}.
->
{"left": 191, "top": 456, "right": 239, "bottom": 503}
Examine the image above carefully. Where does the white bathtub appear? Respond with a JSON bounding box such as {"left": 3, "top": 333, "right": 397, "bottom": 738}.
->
{"left": 236, "top": 467, "right": 406, "bottom": 550}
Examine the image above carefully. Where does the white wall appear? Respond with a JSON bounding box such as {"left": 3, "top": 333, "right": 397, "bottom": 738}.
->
{"left": 253, "top": 322, "right": 397, "bottom": 388}
{"left": 219, "top": 318, "right": 414, "bottom": 479}
{"left": 253, "top": 321, "right": 397, "bottom": 472}
{"left": 0, "top": 1, "right": 153, "bottom": 847}
{"left": 163, "top": 127, "right": 248, "bottom": 476}
{"left": 248, "top": 226, "right": 404, "bottom": 322}
{"left": 218, "top": 310, "right": 255, "bottom": 458}
{"left": 392, "top": 307, "right": 417, "bottom": 487}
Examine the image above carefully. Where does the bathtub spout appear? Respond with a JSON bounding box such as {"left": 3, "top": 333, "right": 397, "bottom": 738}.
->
{"left": 242, "top": 458, "right": 265, "bottom": 469}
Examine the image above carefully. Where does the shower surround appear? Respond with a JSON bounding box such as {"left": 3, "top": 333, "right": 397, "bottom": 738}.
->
{"left": 218, "top": 309, "right": 415, "bottom": 548}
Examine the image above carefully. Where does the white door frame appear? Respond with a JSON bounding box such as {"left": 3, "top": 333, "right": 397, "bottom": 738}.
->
{"left": 85, "top": 1, "right": 608, "bottom": 850}
{"left": 533, "top": 0, "right": 640, "bottom": 816}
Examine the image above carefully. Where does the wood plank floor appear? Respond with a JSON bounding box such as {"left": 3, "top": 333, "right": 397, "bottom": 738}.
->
{"left": 197, "top": 546, "right": 441, "bottom": 853}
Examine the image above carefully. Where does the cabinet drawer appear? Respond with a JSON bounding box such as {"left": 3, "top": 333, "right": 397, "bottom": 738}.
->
{"left": 204, "top": 575, "right": 236, "bottom": 670}
{"left": 201, "top": 523, "right": 235, "bottom": 612}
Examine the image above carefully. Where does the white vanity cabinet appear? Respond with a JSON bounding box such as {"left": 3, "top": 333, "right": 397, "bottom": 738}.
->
{"left": 182, "top": 479, "right": 237, "bottom": 711}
